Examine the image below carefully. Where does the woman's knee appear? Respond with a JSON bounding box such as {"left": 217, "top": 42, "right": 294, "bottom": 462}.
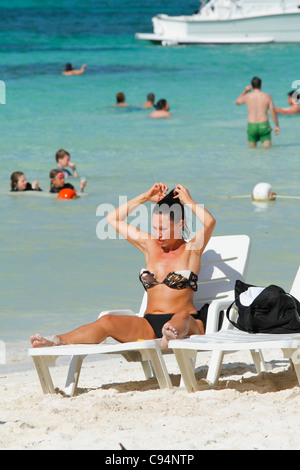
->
{"left": 96, "top": 314, "right": 116, "bottom": 335}
{"left": 174, "top": 311, "right": 190, "bottom": 321}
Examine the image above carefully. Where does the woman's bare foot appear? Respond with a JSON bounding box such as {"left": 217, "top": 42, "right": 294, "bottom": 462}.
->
{"left": 160, "top": 323, "right": 178, "bottom": 348}
{"left": 30, "top": 334, "right": 60, "bottom": 348}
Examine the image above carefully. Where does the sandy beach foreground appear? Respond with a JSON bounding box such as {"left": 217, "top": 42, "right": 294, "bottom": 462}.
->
{"left": 1, "top": 349, "right": 300, "bottom": 450}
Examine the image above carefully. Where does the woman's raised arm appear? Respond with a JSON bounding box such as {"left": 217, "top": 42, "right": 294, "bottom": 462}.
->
{"left": 174, "top": 184, "right": 216, "bottom": 253}
{"left": 106, "top": 183, "right": 168, "bottom": 251}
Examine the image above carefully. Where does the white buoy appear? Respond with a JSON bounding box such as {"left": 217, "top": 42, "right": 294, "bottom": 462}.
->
{"left": 252, "top": 182, "right": 276, "bottom": 201}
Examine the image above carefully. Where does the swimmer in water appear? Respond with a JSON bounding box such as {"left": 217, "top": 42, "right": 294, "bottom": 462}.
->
{"left": 62, "top": 63, "right": 87, "bottom": 76}
{"left": 141, "top": 93, "right": 155, "bottom": 109}
{"left": 49, "top": 169, "right": 86, "bottom": 193}
{"left": 55, "top": 149, "right": 78, "bottom": 179}
{"left": 150, "top": 99, "right": 171, "bottom": 118}
{"left": 275, "top": 91, "right": 300, "bottom": 115}
{"left": 114, "top": 92, "right": 130, "bottom": 107}
{"left": 10, "top": 171, "right": 42, "bottom": 192}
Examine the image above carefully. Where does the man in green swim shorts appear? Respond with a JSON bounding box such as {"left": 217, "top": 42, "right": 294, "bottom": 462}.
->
{"left": 236, "top": 77, "right": 280, "bottom": 148}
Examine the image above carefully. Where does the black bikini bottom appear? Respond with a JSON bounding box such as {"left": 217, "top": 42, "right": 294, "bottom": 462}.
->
{"left": 144, "top": 304, "right": 209, "bottom": 339}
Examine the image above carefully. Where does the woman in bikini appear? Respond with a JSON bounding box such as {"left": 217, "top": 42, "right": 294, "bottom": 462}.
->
{"left": 30, "top": 183, "right": 216, "bottom": 348}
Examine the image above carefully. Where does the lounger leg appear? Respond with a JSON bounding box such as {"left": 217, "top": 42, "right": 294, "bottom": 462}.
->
{"left": 64, "top": 355, "right": 86, "bottom": 397}
{"left": 179, "top": 352, "right": 197, "bottom": 388}
{"left": 173, "top": 349, "right": 199, "bottom": 393}
{"left": 283, "top": 348, "right": 300, "bottom": 385}
{"left": 250, "top": 350, "right": 272, "bottom": 373}
{"left": 291, "top": 350, "right": 300, "bottom": 385}
{"left": 145, "top": 348, "right": 173, "bottom": 389}
{"left": 32, "top": 356, "right": 56, "bottom": 394}
{"left": 206, "top": 350, "right": 225, "bottom": 387}
{"left": 141, "top": 360, "right": 154, "bottom": 380}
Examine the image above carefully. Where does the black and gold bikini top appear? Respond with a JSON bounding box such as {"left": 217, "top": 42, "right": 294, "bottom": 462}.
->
{"left": 139, "top": 268, "right": 198, "bottom": 292}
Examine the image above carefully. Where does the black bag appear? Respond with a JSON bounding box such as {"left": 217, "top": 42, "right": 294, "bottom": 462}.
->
{"left": 226, "top": 280, "right": 300, "bottom": 334}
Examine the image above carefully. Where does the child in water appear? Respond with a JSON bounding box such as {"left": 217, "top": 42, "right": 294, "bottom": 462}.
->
{"left": 10, "top": 171, "right": 42, "bottom": 192}
{"left": 49, "top": 169, "right": 86, "bottom": 193}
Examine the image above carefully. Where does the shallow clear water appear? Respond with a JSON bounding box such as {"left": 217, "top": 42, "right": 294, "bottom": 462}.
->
{"left": 0, "top": 1, "right": 300, "bottom": 362}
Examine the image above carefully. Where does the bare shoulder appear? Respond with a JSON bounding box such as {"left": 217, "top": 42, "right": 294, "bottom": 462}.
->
{"left": 263, "top": 92, "right": 273, "bottom": 102}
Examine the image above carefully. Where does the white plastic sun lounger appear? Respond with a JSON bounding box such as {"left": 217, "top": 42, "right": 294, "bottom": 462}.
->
{"left": 29, "top": 234, "right": 251, "bottom": 396}
{"left": 170, "top": 266, "right": 300, "bottom": 392}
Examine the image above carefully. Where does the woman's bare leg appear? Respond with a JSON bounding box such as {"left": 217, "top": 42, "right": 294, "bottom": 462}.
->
{"left": 30, "top": 315, "right": 156, "bottom": 348}
{"left": 161, "top": 311, "right": 204, "bottom": 348}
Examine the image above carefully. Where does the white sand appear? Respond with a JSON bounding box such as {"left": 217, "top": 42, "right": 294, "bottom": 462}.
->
{"left": 1, "top": 349, "right": 300, "bottom": 450}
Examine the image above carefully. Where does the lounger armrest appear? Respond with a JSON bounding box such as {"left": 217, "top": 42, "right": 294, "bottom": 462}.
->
{"left": 205, "top": 297, "right": 234, "bottom": 334}
{"left": 98, "top": 309, "right": 136, "bottom": 320}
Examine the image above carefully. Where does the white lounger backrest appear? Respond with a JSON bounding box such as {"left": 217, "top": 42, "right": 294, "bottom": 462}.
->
{"left": 290, "top": 266, "right": 300, "bottom": 301}
{"left": 138, "top": 235, "right": 251, "bottom": 316}
{"left": 195, "top": 234, "right": 250, "bottom": 311}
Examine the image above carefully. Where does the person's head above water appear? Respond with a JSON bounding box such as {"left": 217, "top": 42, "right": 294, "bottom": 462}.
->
{"left": 152, "top": 189, "right": 189, "bottom": 248}
{"left": 116, "top": 92, "right": 126, "bottom": 103}
{"left": 55, "top": 148, "right": 70, "bottom": 165}
{"left": 155, "top": 99, "right": 169, "bottom": 111}
{"left": 10, "top": 171, "right": 27, "bottom": 191}
{"left": 287, "top": 90, "right": 300, "bottom": 105}
{"left": 251, "top": 76, "right": 262, "bottom": 90}
{"left": 49, "top": 169, "right": 65, "bottom": 189}
{"left": 147, "top": 93, "right": 155, "bottom": 104}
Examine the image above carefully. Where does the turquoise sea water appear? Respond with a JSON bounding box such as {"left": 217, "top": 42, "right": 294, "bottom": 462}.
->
{"left": 0, "top": 0, "right": 300, "bottom": 363}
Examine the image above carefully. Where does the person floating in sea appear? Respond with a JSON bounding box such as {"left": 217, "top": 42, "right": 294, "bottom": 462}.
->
{"left": 62, "top": 63, "right": 87, "bottom": 76}
{"left": 114, "top": 92, "right": 129, "bottom": 107}
{"left": 141, "top": 93, "right": 155, "bottom": 109}
{"left": 30, "top": 183, "right": 215, "bottom": 349}
{"left": 149, "top": 99, "right": 171, "bottom": 118}
{"left": 10, "top": 171, "right": 42, "bottom": 192}
{"left": 55, "top": 149, "right": 78, "bottom": 179}
{"left": 49, "top": 169, "right": 86, "bottom": 193}
{"left": 275, "top": 91, "right": 300, "bottom": 115}
{"left": 236, "top": 77, "right": 279, "bottom": 148}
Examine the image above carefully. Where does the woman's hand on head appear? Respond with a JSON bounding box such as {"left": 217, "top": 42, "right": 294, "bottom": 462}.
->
{"left": 173, "top": 184, "right": 193, "bottom": 205}
{"left": 146, "top": 183, "right": 168, "bottom": 203}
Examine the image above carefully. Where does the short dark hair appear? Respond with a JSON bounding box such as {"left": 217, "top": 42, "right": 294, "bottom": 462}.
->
{"left": 251, "top": 77, "right": 262, "bottom": 89}
{"left": 65, "top": 63, "right": 73, "bottom": 71}
{"left": 147, "top": 93, "right": 155, "bottom": 103}
{"left": 116, "top": 92, "right": 125, "bottom": 103}
{"left": 49, "top": 169, "right": 62, "bottom": 179}
{"left": 55, "top": 149, "right": 70, "bottom": 162}
{"left": 156, "top": 99, "right": 168, "bottom": 110}
{"left": 288, "top": 90, "right": 300, "bottom": 101}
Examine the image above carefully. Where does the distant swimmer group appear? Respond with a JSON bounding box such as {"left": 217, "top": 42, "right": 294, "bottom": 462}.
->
{"left": 61, "top": 61, "right": 298, "bottom": 130}
{"left": 61, "top": 61, "right": 171, "bottom": 118}
{"left": 10, "top": 148, "right": 87, "bottom": 198}
{"left": 114, "top": 91, "right": 172, "bottom": 118}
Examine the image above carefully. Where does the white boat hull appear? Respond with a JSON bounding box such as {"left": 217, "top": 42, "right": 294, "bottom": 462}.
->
{"left": 136, "top": 12, "right": 300, "bottom": 45}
